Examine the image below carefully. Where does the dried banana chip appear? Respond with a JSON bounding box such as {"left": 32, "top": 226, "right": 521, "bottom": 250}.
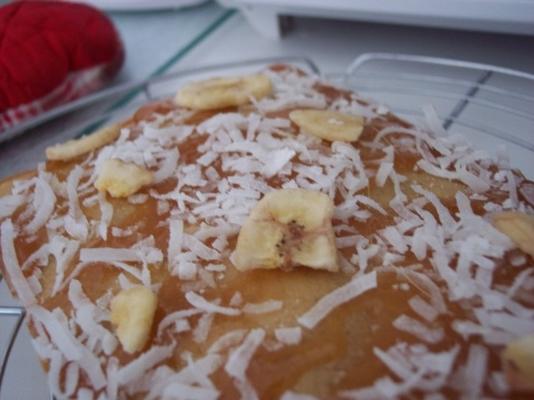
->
{"left": 233, "top": 189, "right": 338, "bottom": 272}
{"left": 289, "top": 109, "right": 364, "bottom": 142}
{"left": 110, "top": 286, "right": 157, "bottom": 354}
{"left": 95, "top": 159, "right": 153, "bottom": 198}
{"left": 46, "top": 123, "right": 121, "bottom": 161}
{"left": 175, "top": 74, "right": 272, "bottom": 110}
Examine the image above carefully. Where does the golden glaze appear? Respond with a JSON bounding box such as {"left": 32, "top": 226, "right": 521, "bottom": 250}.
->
{"left": 0, "top": 66, "right": 532, "bottom": 399}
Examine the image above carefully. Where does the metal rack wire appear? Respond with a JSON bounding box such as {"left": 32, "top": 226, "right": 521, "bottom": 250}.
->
{"left": 0, "top": 307, "right": 24, "bottom": 392}
{"left": 329, "top": 53, "right": 534, "bottom": 156}
{"left": 0, "top": 53, "right": 533, "bottom": 399}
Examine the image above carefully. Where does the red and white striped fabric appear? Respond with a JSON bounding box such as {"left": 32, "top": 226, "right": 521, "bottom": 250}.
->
{"left": 1, "top": 64, "right": 112, "bottom": 132}
{"left": 0, "top": 1, "right": 124, "bottom": 134}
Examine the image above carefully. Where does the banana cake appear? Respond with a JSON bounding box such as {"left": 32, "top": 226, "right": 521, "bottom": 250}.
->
{"left": 0, "top": 64, "right": 533, "bottom": 399}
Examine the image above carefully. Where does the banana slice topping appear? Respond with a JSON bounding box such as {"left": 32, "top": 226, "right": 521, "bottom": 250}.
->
{"left": 233, "top": 189, "right": 338, "bottom": 272}
{"left": 110, "top": 286, "right": 157, "bottom": 354}
{"left": 492, "top": 211, "right": 534, "bottom": 257}
{"left": 95, "top": 159, "right": 153, "bottom": 198}
{"left": 175, "top": 74, "right": 272, "bottom": 110}
{"left": 289, "top": 109, "right": 364, "bottom": 142}
{"left": 46, "top": 123, "right": 121, "bottom": 161}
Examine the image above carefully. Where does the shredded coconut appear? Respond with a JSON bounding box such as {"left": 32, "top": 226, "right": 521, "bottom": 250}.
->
{"left": 1, "top": 219, "right": 37, "bottom": 306}
{"left": 185, "top": 292, "right": 241, "bottom": 316}
{"left": 225, "top": 328, "right": 265, "bottom": 397}
{"left": 243, "top": 300, "right": 283, "bottom": 314}
{"left": 274, "top": 327, "right": 302, "bottom": 345}
{"left": 298, "top": 271, "right": 377, "bottom": 329}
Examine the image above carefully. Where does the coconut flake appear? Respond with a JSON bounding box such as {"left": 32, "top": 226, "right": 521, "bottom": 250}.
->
{"left": 262, "top": 148, "right": 295, "bottom": 177}
{"left": 185, "top": 292, "right": 241, "bottom": 316}
{"left": 280, "top": 391, "right": 319, "bottom": 400}
{"left": 168, "top": 219, "right": 183, "bottom": 268}
{"left": 339, "top": 386, "right": 382, "bottom": 400}
{"left": 82, "top": 194, "right": 99, "bottom": 208}
{"left": 416, "top": 159, "right": 457, "bottom": 180}
{"left": 376, "top": 161, "right": 393, "bottom": 187}
{"left": 117, "top": 343, "right": 175, "bottom": 385}
{"left": 68, "top": 280, "right": 117, "bottom": 355}
{"left": 157, "top": 309, "right": 203, "bottom": 337}
{"left": 25, "top": 177, "right": 56, "bottom": 234}
{"left": 452, "top": 319, "right": 513, "bottom": 345}
{"left": 29, "top": 305, "right": 106, "bottom": 389}
{"left": 47, "top": 350, "right": 64, "bottom": 398}
{"left": 205, "top": 264, "right": 226, "bottom": 272}
{"left": 408, "top": 295, "right": 438, "bottom": 323}
{"left": 128, "top": 194, "right": 148, "bottom": 204}
{"left": 183, "top": 234, "right": 220, "bottom": 261}
{"left": 456, "top": 165, "right": 490, "bottom": 193}
{"left": 118, "top": 273, "right": 136, "bottom": 290}
{"left": 64, "top": 362, "right": 80, "bottom": 397}
{"left": 348, "top": 341, "right": 459, "bottom": 398}
{"left": 208, "top": 329, "right": 247, "bottom": 354}
{"left": 80, "top": 248, "right": 139, "bottom": 263}
{"left": 373, "top": 347, "right": 413, "bottom": 382}
{"left": 298, "top": 271, "right": 377, "bottom": 329}
{"left": 177, "top": 259, "right": 198, "bottom": 281}
{"left": 507, "top": 267, "right": 533, "bottom": 298}
{"left": 354, "top": 195, "right": 387, "bottom": 215}
{"left": 193, "top": 312, "right": 215, "bottom": 343}
{"left": 50, "top": 235, "right": 80, "bottom": 296}
{"left": 153, "top": 148, "right": 179, "bottom": 183}
{"left": 382, "top": 226, "right": 408, "bottom": 254}
{"left": 0, "top": 194, "right": 25, "bottom": 218}
{"left": 393, "top": 314, "right": 444, "bottom": 344}
{"left": 510, "top": 254, "right": 526, "bottom": 267}
{"left": 225, "top": 328, "right": 265, "bottom": 381}
{"left": 162, "top": 382, "right": 219, "bottom": 400}
{"left": 143, "top": 123, "right": 194, "bottom": 143}
{"left": 462, "top": 344, "right": 488, "bottom": 398}
{"left": 28, "top": 305, "right": 77, "bottom": 361}
{"left": 229, "top": 292, "right": 244, "bottom": 307}
{"left": 174, "top": 319, "right": 191, "bottom": 334}
{"left": 27, "top": 273, "right": 42, "bottom": 295}
{"left": 64, "top": 166, "right": 89, "bottom": 241}
{"left": 485, "top": 311, "right": 534, "bottom": 335}
{"left": 422, "top": 104, "right": 447, "bottom": 137}
{"left": 1, "top": 219, "right": 37, "bottom": 306}
{"left": 412, "top": 184, "right": 455, "bottom": 228}
{"left": 401, "top": 269, "right": 447, "bottom": 314}
{"left": 243, "top": 300, "right": 283, "bottom": 314}
{"left": 146, "top": 354, "right": 223, "bottom": 400}
{"left": 505, "top": 170, "right": 518, "bottom": 207}
{"left": 489, "top": 371, "right": 509, "bottom": 396}
{"left": 20, "top": 242, "right": 50, "bottom": 271}
{"left": 97, "top": 192, "right": 113, "bottom": 240}
{"left": 274, "top": 327, "right": 302, "bottom": 345}
{"left": 182, "top": 352, "right": 218, "bottom": 391}
{"left": 77, "top": 388, "right": 94, "bottom": 400}
{"left": 109, "top": 261, "right": 144, "bottom": 285}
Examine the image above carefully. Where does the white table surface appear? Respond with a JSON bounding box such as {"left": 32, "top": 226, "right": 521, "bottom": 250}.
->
{"left": 1, "top": 2, "right": 534, "bottom": 399}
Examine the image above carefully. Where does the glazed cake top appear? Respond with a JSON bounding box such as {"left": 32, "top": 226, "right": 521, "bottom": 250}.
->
{"left": 0, "top": 65, "right": 533, "bottom": 399}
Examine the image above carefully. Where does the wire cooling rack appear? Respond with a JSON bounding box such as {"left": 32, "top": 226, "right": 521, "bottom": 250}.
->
{"left": 0, "top": 53, "right": 533, "bottom": 399}
{"left": 328, "top": 53, "right": 534, "bottom": 178}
